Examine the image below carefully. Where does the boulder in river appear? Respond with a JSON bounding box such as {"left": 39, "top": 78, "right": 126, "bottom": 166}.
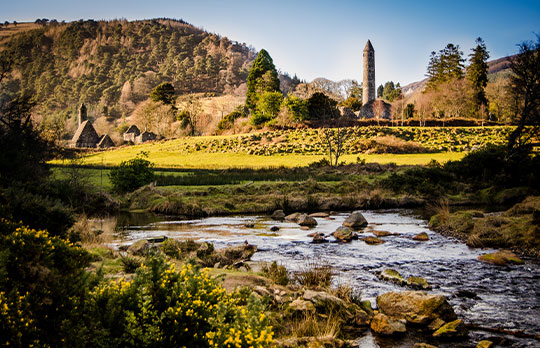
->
{"left": 285, "top": 212, "right": 302, "bottom": 222}
{"left": 332, "top": 226, "right": 356, "bottom": 243}
{"left": 370, "top": 313, "right": 407, "bottom": 335}
{"left": 363, "top": 236, "right": 385, "bottom": 245}
{"left": 407, "top": 276, "right": 432, "bottom": 290}
{"left": 432, "top": 319, "right": 468, "bottom": 339}
{"left": 309, "top": 212, "right": 329, "bottom": 218}
{"left": 412, "top": 344, "right": 438, "bottom": 348}
{"left": 311, "top": 233, "right": 328, "bottom": 244}
{"left": 373, "top": 230, "right": 392, "bottom": 237}
{"left": 413, "top": 232, "right": 430, "bottom": 241}
{"left": 379, "top": 269, "right": 406, "bottom": 285}
{"left": 297, "top": 214, "right": 318, "bottom": 227}
{"left": 271, "top": 209, "right": 286, "bottom": 220}
{"left": 343, "top": 211, "right": 368, "bottom": 228}
{"left": 270, "top": 226, "right": 280, "bottom": 232}
{"left": 476, "top": 340, "right": 494, "bottom": 348}
{"left": 377, "top": 291, "right": 456, "bottom": 325}
{"left": 478, "top": 250, "right": 523, "bottom": 266}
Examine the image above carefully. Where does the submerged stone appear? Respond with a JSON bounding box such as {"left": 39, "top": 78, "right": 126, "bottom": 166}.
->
{"left": 407, "top": 276, "right": 432, "bottom": 290}
{"left": 478, "top": 250, "right": 524, "bottom": 266}
{"left": 413, "top": 232, "right": 430, "bottom": 241}
{"left": 363, "top": 236, "right": 385, "bottom": 245}
{"left": 379, "top": 269, "right": 406, "bottom": 285}
{"left": 476, "top": 340, "right": 494, "bottom": 348}
{"left": 432, "top": 319, "right": 468, "bottom": 339}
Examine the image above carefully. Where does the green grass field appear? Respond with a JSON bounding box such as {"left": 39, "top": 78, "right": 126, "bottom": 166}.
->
{"left": 53, "top": 126, "right": 510, "bottom": 169}
{"left": 59, "top": 150, "right": 465, "bottom": 169}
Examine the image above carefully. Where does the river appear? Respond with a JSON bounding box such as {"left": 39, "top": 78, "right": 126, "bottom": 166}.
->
{"left": 109, "top": 209, "right": 540, "bottom": 347}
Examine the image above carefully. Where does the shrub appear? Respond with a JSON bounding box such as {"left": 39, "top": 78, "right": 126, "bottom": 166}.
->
{"left": 84, "top": 256, "right": 274, "bottom": 347}
{"left": 340, "top": 96, "right": 362, "bottom": 112}
{"left": 109, "top": 152, "right": 155, "bottom": 193}
{"left": 283, "top": 95, "right": 309, "bottom": 121}
{"left": 0, "top": 219, "right": 92, "bottom": 347}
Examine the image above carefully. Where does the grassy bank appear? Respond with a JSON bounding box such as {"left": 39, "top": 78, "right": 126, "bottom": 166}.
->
{"left": 429, "top": 196, "right": 540, "bottom": 257}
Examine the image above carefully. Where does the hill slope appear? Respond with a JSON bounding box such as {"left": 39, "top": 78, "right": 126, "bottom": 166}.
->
{"left": 0, "top": 19, "right": 255, "bottom": 117}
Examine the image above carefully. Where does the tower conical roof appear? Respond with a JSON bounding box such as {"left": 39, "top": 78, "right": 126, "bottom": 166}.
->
{"left": 364, "top": 40, "right": 374, "bottom": 51}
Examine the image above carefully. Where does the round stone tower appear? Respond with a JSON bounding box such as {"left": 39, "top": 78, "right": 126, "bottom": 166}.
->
{"left": 363, "top": 40, "right": 375, "bottom": 105}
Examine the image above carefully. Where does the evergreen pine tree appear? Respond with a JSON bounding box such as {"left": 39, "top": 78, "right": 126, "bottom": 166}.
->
{"left": 246, "top": 49, "right": 280, "bottom": 111}
{"left": 467, "top": 37, "right": 490, "bottom": 112}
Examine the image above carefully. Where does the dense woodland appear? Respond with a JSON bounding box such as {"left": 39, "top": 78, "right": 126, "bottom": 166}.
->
{"left": 0, "top": 19, "right": 255, "bottom": 119}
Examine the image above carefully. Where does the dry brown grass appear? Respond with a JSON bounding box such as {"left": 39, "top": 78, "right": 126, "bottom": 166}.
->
{"left": 284, "top": 312, "right": 340, "bottom": 339}
{"left": 293, "top": 261, "right": 334, "bottom": 289}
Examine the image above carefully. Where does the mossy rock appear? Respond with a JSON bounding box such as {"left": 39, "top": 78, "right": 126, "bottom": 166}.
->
{"left": 432, "top": 319, "right": 468, "bottom": 339}
{"left": 407, "top": 276, "right": 431, "bottom": 290}
{"left": 377, "top": 291, "right": 456, "bottom": 325}
{"left": 413, "top": 232, "right": 430, "bottom": 241}
{"left": 476, "top": 340, "right": 494, "bottom": 348}
{"left": 478, "top": 250, "right": 524, "bottom": 266}
{"left": 379, "top": 269, "right": 406, "bottom": 286}
{"left": 363, "top": 236, "right": 385, "bottom": 245}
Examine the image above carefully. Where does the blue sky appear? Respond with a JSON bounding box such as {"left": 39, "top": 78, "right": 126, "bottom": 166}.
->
{"left": 2, "top": 0, "right": 539, "bottom": 86}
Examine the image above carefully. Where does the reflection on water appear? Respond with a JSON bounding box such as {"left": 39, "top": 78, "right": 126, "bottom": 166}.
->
{"left": 111, "top": 210, "right": 540, "bottom": 347}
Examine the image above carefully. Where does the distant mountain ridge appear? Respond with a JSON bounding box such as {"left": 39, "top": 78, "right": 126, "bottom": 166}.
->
{"left": 0, "top": 18, "right": 256, "bottom": 117}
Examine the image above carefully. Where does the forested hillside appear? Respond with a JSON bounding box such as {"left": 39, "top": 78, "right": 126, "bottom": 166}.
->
{"left": 0, "top": 19, "right": 256, "bottom": 118}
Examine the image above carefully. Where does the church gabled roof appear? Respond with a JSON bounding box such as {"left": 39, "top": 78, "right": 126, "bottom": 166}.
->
{"left": 97, "top": 134, "right": 115, "bottom": 148}
{"left": 364, "top": 40, "right": 374, "bottom": 51}
{"left": 72, "top": 120, "right": 99, "bottom": 146}
{"left": 124, "top": 125, "right": 140, "bottom": 135}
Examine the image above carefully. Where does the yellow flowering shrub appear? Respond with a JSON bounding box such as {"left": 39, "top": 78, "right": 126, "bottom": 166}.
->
{"left": 85, "top": 256, "right": 274, "bottom": 347}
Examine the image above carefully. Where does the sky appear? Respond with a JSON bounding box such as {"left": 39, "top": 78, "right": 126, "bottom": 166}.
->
{"left": 2, "top": 0, "right": 539, "bottom": 86}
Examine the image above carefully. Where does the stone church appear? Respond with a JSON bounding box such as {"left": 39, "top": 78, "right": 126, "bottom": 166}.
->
{"left": 71, "top": 104, "right": 115, "bottom": 148}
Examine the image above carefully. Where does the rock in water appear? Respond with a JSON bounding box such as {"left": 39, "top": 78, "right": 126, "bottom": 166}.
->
{"left": 377, "top": 291, "right": 456, "bottom": 325}
{"left": 370, "top": 313, "right": 407, "bottom": 335}
{"left": 297, "top": 214, "right": 317, "bottom": 227}
{"left": 309, "top": 212, "right": 329, "bottom": 218}
{"left": 343, "top": 211, "right": 368, "bottom": 228}
{"left": 332, "top": 226, "right": 356, "bottom": 243}
{"left": 413, "top": 232, "right": 429, "bottom": 241}
{"left": 285, "top": 212, "right": 302, "bottom": 222}
{"left": 407, "top": 276, "right": 432, "bottom": 290}
{"left": 311, "top": 233, "right": 328, "bottom": 244}
{"left": 476, "top": 340, "right": 494, "bottom": 348}
{"left": 379, "top": 269, "right": 406, "bottom": 286}
{"left": 271, "top": 209, "right": 286, "bottom": 220}
{"left": 363, "top": 236, "right": 385, "bottom": 245}
{"left": 412, "top": 344, "right": 438, "bottom": 348}
{"left": 432, "top": 319, "right": 468, "bottom": 339}
{"left": 478, "top": 250, "right": 523, "bottom": 266}
{"left": 373, "top": 230, "right": 392, "bottom": 237}
{"left": 270, "top": 226, "right": 280, "bottom": 232}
